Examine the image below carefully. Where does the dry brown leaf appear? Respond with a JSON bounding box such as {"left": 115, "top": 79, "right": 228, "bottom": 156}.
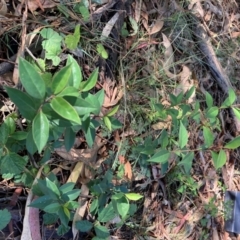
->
{"left": 27, "top": 0, "right": 56, "bottom": 12}
{"left": 72, "top": 184, "right": 89, "bottom": 240}
{"left": 101, "top": 12, "right": 120, "bottom": 41}
{"left": 124, "top": 160, "right": 132, "bottom": 180}
{"left": 148, "top": 18, "right": 163, "bottom": 35}
{"left": 0, "top": 0, "right": 7, "bottom": 15}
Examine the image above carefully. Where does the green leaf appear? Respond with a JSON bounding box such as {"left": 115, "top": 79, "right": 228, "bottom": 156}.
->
{"left": 95, "top": 89, "right": 105, "bottom": 107}
{"left": 58, "top": 207, "right": 70, "bottom": 227}
{"left": 103, "top": 116, "right": 111, "bottom": 131}
{"left": 205, "top": 91, "right": 213, "bottom": 108}
{"left": 80, "top": 68, "right": 99, "bottom": 92}
{"left": 203, "top": 126, "right": 214, "bottom": 148}
{"left": 57, "top": 224, "right": 70, "bottom": 236}
{"left": 0, "top": 123, "right": 9, "bottom": 145}
{"left": 26, "top": 130, "right": 38, "bottom": 154}
{"left": 62, "top": 189, "right": 81, "bottom": 201}
{"left": 43, "top": 213, "right": 58, "bottom": 225}
{"left": 211, "top": 150, "right": 226, "bottom": 170}
{"left": 29, "top": 195, "right": 54, "bottom": 210}
{"left": 77, "top": 5, "right": 90, "bottom": 21}
{"left": 117, "top": 199, "right": 129, "bottom": 216}
{"left": 129, "top": 16, "right": 138, "bottom": 36}
{"left": 106, "top": 105, "right": 119, "bottom": 117}
{"left": 64, "top": 127, "right": 75, "bottom": 152}
{"left": 5, "top": 87, "right": 40, "bottom": 120}
{"left": 67, "top": 55, "right": 82, "bottom": 88}
{"left": 206, "top": 106, "right": 219, "bottom": 119}
{"left": 147, "top": 149, "right": 170, "bottom": 163}
{"left": 221, "top": 89, "right": 236, "bottom": 108}
{"left": 94, "top": 224, "right": 110, "bottom": 239}
{"left": 96, "top": 43, "right": 108, "bottom": 59}
{"left": 75, "top": 220, "right": 93, "bottom": 232}
{"left": 179, "top": 121, "right": 188, "bottom": 149}
{"left": 33, "top": 110, "right": 49, "bottom": 153}
{"left": 65, "top": 25, "right": 81, "bottom": 50}
{"left": 57, "top": 86, "right": 79, "bottom": 97}
{"left": 11, "top": 131, "right": 28, "bottom": 140}
{"left": 224, "top": 136, "right": 240, "bottom": 149}
{"left": 4, "top": 117, "right": 16, "bottom": 134}
{"left": 177, "top": 152, "right": 194, "bottom": 174}
{"left": 125, "top": 193, "right": 143, "bottom": 201}
{"left": 44, "top": 202, "right": 61, "bottom": 213}
{"left": 0, "top": 209, "right": 11, "bottom": 230}
{"left": 59, "top": 182, "right": 75, "bottom": 194}
{"left": 50, "top": 97, "right": 81, "bottom": 124}
{"left": 232, "top": 107, "right": 240, "bottom": 121}
{"left": 45, "top": 178, "right": 61, "bottom": 198}
{"left": 112, "top": 197, "right": 129, "bottom": 218}
{"left": 90, "top": 198, "right": 98, "bottom": 215}
{"left": 98, "top": 202, "right": 116, "bottom": 222}
{"left": 19, "top": 57, "right": 46, "bottom": 99}
{"left": 0, "top": 153, "right": 28, "bottom": 175}
{"left": 51, "top": 64, "right": 72, "bottom": 94}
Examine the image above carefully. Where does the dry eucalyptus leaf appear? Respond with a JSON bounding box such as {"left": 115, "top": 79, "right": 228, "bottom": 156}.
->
{"left": 0, "top": 0, "right": 7, "bottom": 15}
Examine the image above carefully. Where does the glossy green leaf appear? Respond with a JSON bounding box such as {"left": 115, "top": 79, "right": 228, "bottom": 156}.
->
{"left": 205, "top": 91, "right": 213, "bottom": 108}
{"left": 147, "top": 149, "right": 170, "bottom": 163}
{"left": 50, "top": 97, "right": 81, "bottom": 124}
{"left": 94, "top": 224, "right": 110, "bottom": 239}
{"left": 67, "top": 55, "right": 82, "bottom": 88}
{"left": 211, "top": 150, "right": 226, "bottom": 170}
{"left": 81, "top": 68, "right": 99, "bottom": 92}
{"left": 0, "top": 152, "right": 28, "bottom": 175}
{"left": 57, "top": 86, "right": 79, "bottom": 97}
{"left": 96, "top": 43, "right": 108, "bottom": 59}
{"left": 19, "top": 57, "right": 46, "bottom": 99}
{"left": 26, "top": 130, "right": 38, "bottom": 154}
{"left": 33, "top": 110, "right": 49, "bottom": 153}
{"left": 232, "top": 107, "right": 240, "bottom": 121}
{"left": 203, "top": 126, "right": 214, "bottom": 148}
{"left": 51, "top": 64, "right": 72, "bottom": 94}
{"left": 0, "top": 209, "right": 11, "bottom": 230}
{"left": 5, "top": 87, "right": 40, "bottom": 120}
{"left": 179, "top": 121, "right": 188, "bottom": 149}
{"left": 224, "top": 136, "right": 240, "bottom": 149}
{"left": 125, "top": 193, "right": 143, "bottom": 201}
{"left": 75, "top": 220, "right": 93, "bottom": 232}
{"left": 98, "top": 202, "right": 115, "bottom": 222}
{"left": 106, "top": 105, "right": 119, "bottom": 117}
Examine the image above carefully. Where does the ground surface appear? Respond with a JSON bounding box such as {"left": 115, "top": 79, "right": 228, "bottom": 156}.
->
{"left": 1, "top": 0, "right": 240, "bottom": 239}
